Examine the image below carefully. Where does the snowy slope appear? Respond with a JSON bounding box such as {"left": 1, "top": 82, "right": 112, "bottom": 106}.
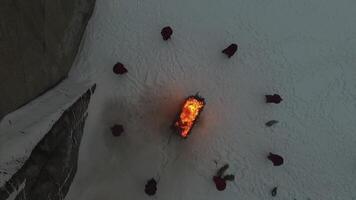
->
{"left": 0, "top": 78, "right": 91, "bottom": 186}
{"left": 67, "top": 0, "right": 356, "bottom": 199}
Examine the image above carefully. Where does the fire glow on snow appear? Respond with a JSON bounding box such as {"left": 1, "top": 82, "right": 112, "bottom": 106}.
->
{"left": 174, "top": 95, "right": 205, "bottom": 138}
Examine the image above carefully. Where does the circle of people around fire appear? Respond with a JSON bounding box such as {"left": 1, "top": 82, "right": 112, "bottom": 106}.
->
{"left": 110, "top": 26, "right": 284, "bottom": 198}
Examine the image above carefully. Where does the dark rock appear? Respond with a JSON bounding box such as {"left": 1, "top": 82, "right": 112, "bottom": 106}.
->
{"left": 145, "top": 178, "right": 157, "bottom": 196}
{"left": 213, "top": 176, "right": 226, "bottom": 191}
{"left": 0, "top": 85, "right": 95, "bottom": 200}
{"left": 267, "top": 152, "right": 284, "bottom": 166}
{"left": 113, "top": 62, "right": 128, "bottom": 75}
{"left": 0, "top": 0, "right": 96, "bottom": 120}
{"left": 265, "top": 120, "right": 279, "bottom": 127}
{"left": 271, "top": 187, "right": 278, "bottom": 197}
{"left": 111, "top": 124, "right": 124, "bottom": 137}
{"left": 161, "top": 26, "right": 173, "bottom": 41}
{"left": 222, "top": 44, "right": 238, "bottom": 58}
{"left": 265, "top": 94, "right": 283, "bottom": 104}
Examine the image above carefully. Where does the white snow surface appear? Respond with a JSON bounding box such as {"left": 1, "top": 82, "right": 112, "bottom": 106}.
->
{"left": 66, "top": 0, "right": 356, "bottom": 199}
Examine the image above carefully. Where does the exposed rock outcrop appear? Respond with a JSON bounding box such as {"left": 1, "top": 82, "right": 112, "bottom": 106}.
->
{"left": 0, "top": 0, "right": 96, "bottom": 120}
{"left": 0, "top": 85, "right": 95, "bottom": 200}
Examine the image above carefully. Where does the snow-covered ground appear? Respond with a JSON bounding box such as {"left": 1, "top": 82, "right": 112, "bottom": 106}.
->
{"left": 66, "top": 0, "right": 356, "bottom": 199}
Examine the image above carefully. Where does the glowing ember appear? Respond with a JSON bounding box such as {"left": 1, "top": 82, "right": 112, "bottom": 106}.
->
{"left": 174, "top": 95, "right": 205, "bottom": 138}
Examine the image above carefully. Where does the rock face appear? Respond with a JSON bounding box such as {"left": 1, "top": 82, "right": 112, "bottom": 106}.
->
{"left": 0, "top": 85, "right": 95, "bottom": 200}
{"left": 0, "top": 0, "right": 96, "bottom": 120}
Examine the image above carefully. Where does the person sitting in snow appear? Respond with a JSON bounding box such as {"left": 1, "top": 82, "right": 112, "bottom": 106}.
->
{"left": 161, "top": 26, "right": 173, "bottom": 41}
{"left": 145, "top": 178, "right": 157, "bottom": 196}
{"left": 111, "top": 124, "right": 124, "bottom": 137}
{"left": 265, "top": 94, "right": 283, "bottom": 104}
{"left": 113, "top": 62, "right": 128, "bottom": 75}
{"left": 222, "top": 43, "right": 238, "bottom": 58}
{"left": 267, "top": 152, "right": 284, "bottom": 166}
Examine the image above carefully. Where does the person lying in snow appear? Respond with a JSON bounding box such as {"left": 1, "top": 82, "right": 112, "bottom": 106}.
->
{"left": 213, "top": 164, "right": 235, "bottom": 191}
{"left": 265, "top": 94, "right": 283, "bottom": 104}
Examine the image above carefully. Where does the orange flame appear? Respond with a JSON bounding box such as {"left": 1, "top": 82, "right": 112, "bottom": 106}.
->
{"left": 175, "top": 96, "right": 205, "bottom": 138}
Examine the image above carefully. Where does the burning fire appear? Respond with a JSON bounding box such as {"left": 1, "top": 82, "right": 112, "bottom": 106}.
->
{"left": 174, "top": 95, "right": 205, "bottom": 138}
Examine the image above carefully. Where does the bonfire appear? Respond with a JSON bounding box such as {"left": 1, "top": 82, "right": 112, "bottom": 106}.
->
{"left": 173, "top": 94, "right": 206, "bottom": 138}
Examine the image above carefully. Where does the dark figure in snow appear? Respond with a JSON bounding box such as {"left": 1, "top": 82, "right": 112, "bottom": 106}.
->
{"left": 265, "top": 94, "right": 283, "bottom": 104}
{"left": 213, "top": 164, "right": 235, "bottom": 191}
{"left": 213, "top": 176, "right": 226, "bottom": 191}
{"left": 111, "top": 124, "right": 124, "bottom": 137}
{"left": 222, "top": 43, "right": 238, "bottom": 58}
{"left": 145, "top": 178, "right": 157, "bottom": 196}
{"left": 113, "top": 62, "right": 128, "bottom": 75}
{"left": 161, "top": 26, "right": 173, "bottom": 40}
{"left": 267, "top": 152, "right": 284, "bottom": 166}
{"left": 271, "top": 186, "right": 278, "bottom": 197}
{"left": 265, "top": 120, "right": 279, "bottom": 127}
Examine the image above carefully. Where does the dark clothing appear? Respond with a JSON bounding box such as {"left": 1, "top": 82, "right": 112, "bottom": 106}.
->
{"left": 113, "top": 63, "right": 128, "bottom": 74}
{"left": 265, "top": 94, "right": 283, "bottom": 104}
{"left": 268, "top": 152, "right": 284, "bottom": 166}
{"left": 161, "top": 26, "right": 173, "bottom": 40}
{"left": 145, "top": 178, "right": 157, "bottom": 196}
{"left": 222, "top": 44, "right": 238, "bottom": 58}
{"left": 111, "top": 124, "right": 124, "bottom": 137}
